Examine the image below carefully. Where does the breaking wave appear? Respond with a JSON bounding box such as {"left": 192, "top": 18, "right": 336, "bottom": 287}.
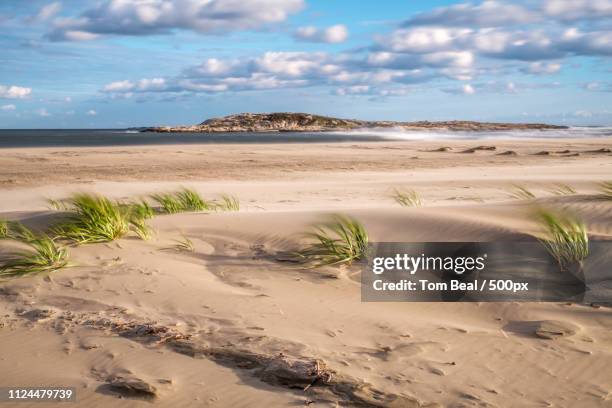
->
{"left": 327, "top": 126, "right": 612, "bottom": 141}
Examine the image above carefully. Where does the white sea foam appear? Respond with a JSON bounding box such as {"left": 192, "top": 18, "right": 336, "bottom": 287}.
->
{"left": 327, "top": 126, "right": 612, "bottom": 141}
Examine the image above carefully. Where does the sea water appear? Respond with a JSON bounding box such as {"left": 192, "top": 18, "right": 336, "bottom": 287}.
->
{"left": 0, "top": 127, "right": 610, "bottom": 148}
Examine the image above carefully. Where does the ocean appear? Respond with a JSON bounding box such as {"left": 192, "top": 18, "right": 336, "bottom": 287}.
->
{"left": 0, "top": 127, "right": 610, "bottom": 148}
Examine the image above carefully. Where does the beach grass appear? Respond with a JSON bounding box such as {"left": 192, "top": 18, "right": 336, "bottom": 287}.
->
{"left": 599, "top": 181, "right": 612, "bottom": 199}
{"left": 548, "top": 183, "right": 576, "bottom": 196}
{"left": 151, "top": 189, "right": 213, "bottom": 213}
{"left": 535, "top": 208, "right": 588, "bottom": 271}
{"left": 129, "top": 213, "right": 152, "bottom": 240}
{"left": 52, "top": 194, "right": 150, "bottom": 244}
{"left": 0, "top": 220, "right": 8, "bottom": 239}
{"left": 509, "top": 185, "right": 536, "bottom": 200}
{"left": 151, "top": 192, "right": 183, "bottom": 214}
{"left": 217, "top": 195, "right": 240, "bottom": 211}
{"left": 0, "top": 228, "right": 68, "bottom": 278}
{"left": 47, "top": 198, "right": 70, "bottom": 211}
{"left": 296, "top": 215, "right": 369, "bottom": 267}
{"left": 393, "top": 189, "right": 422, "bottom": 207}
{"left": 124, "top": 200, "right": 155, "bottom": 220}
{"left": 120, "top": 201, "right": 155, "bottom": 240}
{"left": 176, "top": 188, "right": 213, "bottom": 211}
{"left": 5, "top": 221, "right": 38, "bottom": 242}
{"left": 173, "top": 235, "right": 194, "bottom": 252}
{"left": 152, "top": 189, "right": 239, "bottom": 213}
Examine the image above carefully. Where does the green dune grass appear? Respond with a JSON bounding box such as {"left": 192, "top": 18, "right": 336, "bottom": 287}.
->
{"left": 535, "top": 208, "right": 588, "bottom": 271}
{"left": 509, "top": 185, "right": 536, "bottom": 200}
{"left": 296, "top": 215, "right": 369, "bottom": 267}
{"left": 0, "top": 227, "right": 68, "bottom": 278}
{"left": 548, "top": 183, "right": 576, "bottom": 196}
{"left": 599, "top": 181, "right": 612, "bottom": 199}
{"left": 151, "top": 188, "right": 214, "bottom": 213}
{"left": 52, "top": 194, "right": 151, "bottom": 244}
{"left": 392, "top": 189, "right": 422, "bottom": 207}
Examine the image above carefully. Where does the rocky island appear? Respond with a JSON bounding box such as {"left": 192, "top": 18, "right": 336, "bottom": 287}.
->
{"left": 142, "top": 112, "right": 567, "bottom": 133}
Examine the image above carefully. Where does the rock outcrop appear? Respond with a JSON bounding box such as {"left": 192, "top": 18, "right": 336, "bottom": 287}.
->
{"left": 142, "top": 112, "right": 567, "bottom": 133}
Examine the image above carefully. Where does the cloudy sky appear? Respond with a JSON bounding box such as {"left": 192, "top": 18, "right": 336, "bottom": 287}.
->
{"left": 1, "top": 0, "right": 611, "bottom": 128}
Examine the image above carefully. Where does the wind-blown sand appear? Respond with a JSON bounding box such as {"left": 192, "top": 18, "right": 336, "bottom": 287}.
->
{"left": 1, "top": 138, "right": 611, "bottom": 407}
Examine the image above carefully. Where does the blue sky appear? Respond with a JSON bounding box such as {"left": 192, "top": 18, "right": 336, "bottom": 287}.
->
{"left": 0, "top": 0, "right": 611, "bottom": 128}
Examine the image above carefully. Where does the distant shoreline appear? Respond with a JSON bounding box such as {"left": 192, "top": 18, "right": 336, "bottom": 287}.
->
{"left": 142, "top": 112, "right": 568, "bottom": 133}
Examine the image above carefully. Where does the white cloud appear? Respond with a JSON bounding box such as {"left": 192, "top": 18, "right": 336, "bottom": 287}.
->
{"left": 61, "top": 30, "right": 100, "bottom": 41}
{"left": 404, "top": 1, "right": 539, "bottom": 27}
{"left": 421, "top": 51, "right": 474, "bottom": 68}
{"left": 294, "top": 24, "right": 348, "bottom": 43}
{"left": 471, "top": 30, "right": 512, "bottom": 53}
{"left": 103, "top": 49, "right": 443, "bottom": 97}
{"left": 463, "top": 84, "right": 476, "bottom": 94}
{"left": 527, "top": 61, "right": 561, "bottom": 74}
{"left": 543, "top": 0, "right": 612, "bottom": 21}
{"left": 335, "top": 85, "right": 370, "bottom": 95}
{"left": 38, "top": 108, "right": 51, "bottom": 117}
{"left": 382, "top": 27, "right": 470, "bottom": 53}
{"left": 34, "top": 2, "right": 62, "bottom": 22}
{"left": 97, "top": 0, "right": 612, "bottom": 101}
{"left": 189, "top": 58, "right": 234, "bottom": 77}
{"left": 253, "top": 52, "right": 338, "bottom": 77}
{"left": 137, "top": 78, "right": 167, "bottom": 91}
{"left": 48, "top": 0, "right": 304, "bottom": 41}
{"left": 443, "top": 83, "right": 476, "bottom": 95}
{"left": 103, "top": 78, "right": 168, "bottom": 93}
{"left": 370, "top": 1, "right": 612, "bottom": 65}
{"left": 1, "top": 104, "right": 16, "bottom": 111}
{"left": 86, "top": 109, "right": 97, "bottom": 116}
{"left": 103, "top": 80, "right": 135, "bottom": 92}
{"left": 559, "top": 28, "right": 612, "bottom": 56}
{"left": 405, "top": 0, "right": 612, "bottom": 27}
{"left": 0, "top": 85, "right": 32, "bottom": 99}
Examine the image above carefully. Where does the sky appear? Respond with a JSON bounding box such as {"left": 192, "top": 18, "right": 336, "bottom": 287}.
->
{"left": 0, "top": 0, "right": 611, "bottom": 128}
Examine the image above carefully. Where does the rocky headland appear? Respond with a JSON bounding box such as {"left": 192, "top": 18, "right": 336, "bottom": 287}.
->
{"left": 142, "top": 112, "right": 568, "bottom": 133}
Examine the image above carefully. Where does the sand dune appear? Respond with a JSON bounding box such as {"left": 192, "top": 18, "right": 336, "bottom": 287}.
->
{"left": 1, "top": 138, "right": 612, "bottom": 407}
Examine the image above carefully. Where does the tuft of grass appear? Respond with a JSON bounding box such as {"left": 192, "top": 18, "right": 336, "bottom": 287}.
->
{"left": 129, "top": 215, "right": 152, "bottom": 241}
{"left": 296, "top": 215, "right": 369, "bottom": 267}
{"left": 5, "top": 221, "right": 37, "bottom": 242}
{"left": 150, "top": 192, "right": 183, "bottom": 214}
{"left": 173, "top": 235, "right": 194, "bottom": 252}
{"left": 126, "top": 200, "right": 155, "bottom": 220}
{"left": 52, "top": 194, "right": 150, "bottom": 244}
{"left": 0, "top": 220, "right": 8, "bottom": 239}
{"left": 509, "top": 185, "right": 536, "bottom": 200}
{"left": 535, "top": 208, "right": 588, "bottom": 271}
{"left": 599, "top": 181, "right": 612, "bottom": 199}
{"left": 151, "top": 189, "right": 213, "bottom": 213}
{"left": 0, "top": 220, "right": 38, "bottom": 242}
{"left": 0, "top": 229, "right": 68, "bottom": 278}
{"left": 47, "top": 198, "right": 67, "bottom": 211}
{"left": 548, "top": 184, "right": 576, "bottom": 196}
{"left": 217, "top": 195, "right": 240, "bottom": 211}
{"left": 393, "top": 189, "right": 422, "bottom": 207}
{"left": 120, "top": 201, "right": 154, "bottom": 240}
{"left": 176, "top": 188, "right": 212, "bottom": 211}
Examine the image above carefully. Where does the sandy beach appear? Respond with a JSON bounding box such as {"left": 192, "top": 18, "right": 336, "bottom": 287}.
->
{"left": 1, "top": 137, "right": 612, "bottom": 407}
